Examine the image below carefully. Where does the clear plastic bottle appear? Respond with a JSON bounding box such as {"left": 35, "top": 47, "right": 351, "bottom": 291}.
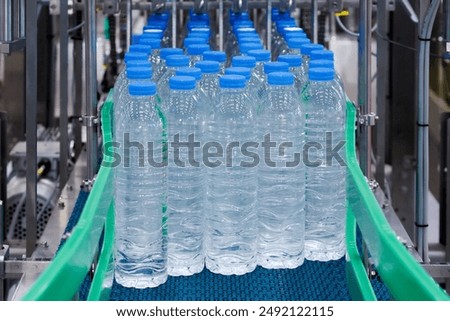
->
{"left": 224, "top": 66, "right": 259, "bottom": 105}
{"left": 257, "top": 72, "right": 305, "bottom": 269}
{"left": 299, "top": 43, "right": 324, "bottom": 71}
{"left": 310, "top": 50, "right": 346, "bottom": 95}
{"left": 202, "top": 51, "right": 227, "bottom": 73}
{"left": 186, "top": 44, "right": 210, "bottom": 67}
{"left": 166, "top": 76, "right": 205, "bottom": 276}
{"left": 154, "top": 48, "right": 184, "bottom": 82}
{"left": 259, "top": 61, "right": 290, "bottom": 107}
{"left": 114, "top": 81, "right": 168, "bottom": 288}
{"left": 246, "top": 49, "right": 271, "bottom": 80}
{"left": 157, "top": 54, "right": 190, "bottom": 105}
{"left": 277, "top": 54, "right": 307, "bottom": 92}
{"left": 195, "top": 60, "right": 220, "bottom": 110}
{"left": 302, "top": 67, "right": 346, "bottom": 261}
{"left": 139, "top": 38, "right": 163, "bottom": 73}
{"left": 205, "top": 74, "right": 258, "bottom": 275}
{"left": 285, "top": 37, "right": 310, "bottom": 55}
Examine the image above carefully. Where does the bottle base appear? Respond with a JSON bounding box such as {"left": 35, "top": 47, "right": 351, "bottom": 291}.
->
{"left": 115, "top": 270, "right": 168, "bottom": 289}
{"left": 257, "top": 255, "right": 305, "bottom": 269}
{"left": 168, "top": 262, "right": 205, "bottom": 277}
{"left": 205, "top": 260, "right": 257, "bottom": 276}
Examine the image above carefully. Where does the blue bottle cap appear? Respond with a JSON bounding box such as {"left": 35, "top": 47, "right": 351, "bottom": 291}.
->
{"left": 184, "top": 37, "right": 208, "bottom": 47}
{"left": 160, "top": 48, "right": 184, "bottom": 59}
{"left": 166, "top": 54, "right": 190, "bottom": 67}
{"left": 142, "top": 27, "right": 164, "bottom": 36}
{"left": 128, "top": 81, "right": 157, "bottom": 96}
{"left": 224, "top": 67, "right": 251, "bottom": 80}
{"left": 126, "top": 60, "right": 152, "bottom": 69}
{"left": 176, "top": 67, "right": 202, "bottom": 80}
{"left": 282, "top": 26, "right": 304, "bottom": 34}
{"left": 237, "top": 33, "right": 260, "bottom": 42}
{"left": 126, "top": 67, "right": 153, "bottom": 80}
{"left": 195, "top": 60, "right": 220, "bottom": 74}
{"left": 276, "top": 20, "right": 296, "bottom": 29}
{"left": 308, "top": 67, "right": 334, "bottom": 81}
{"left": 309, "top": 59, "right": 334, "bottom": 69}
{"left": 148, "top": 12, "right": 169, "bottom": 22}
{"left": 268, "top": 72, "right": 294, "bottom": 86}
{"left": 232, "top": 55, "right": 256, "bottom": 68}
{"left": 300, "top": 43, "right": 325, "bottom": 56}
{"left": 187, "top": 43, "right": 210, "bottom": 55}
{"left": 247, "top": 49, "right": 271, "bottom": 62}
{"left": 310, "top": 49, "right": 334, "bottom": 61}
{"left": 124, "top": 52, "right": 147, "bottom": 63}
{"left": 131, "top": 34, "right": 142, "bottom": 45}
{"left": 285, "top": 32, "right": 308, "bottom": 41}
{"left": 139, "top": 37, "right": 162, "bottom": 49}
{"left": 219, "top": 74, "right": 246, "bottom": 89}
{"left": 235, "top": 27, "right": 257, "bottom": 34}
{"left": 128, "top": 44, "right": 152, "bottom": 54}
{"left": 189, "top": 27, "right": 210, "bottom": 35}
{"left": 277, "top": 54, "right": 302, "bottom": 67}
{"left": 169, "top": 76, "right": 196, "bottom": 90}
{"left": 146, "top": 21, "right": 167, "bottom": 30}
{"left": 239, "top": 43, "right": 263, "bottom": 55}
{"left": 202, "top": 50, "right": 226, "bottom": 63}
{"left": 238, "top": 37, "right": 261, "bottom": 45}
{"left": 263, "top": 61, "right": 290, "bottom": 74}
{"left": 187, "top": 21, "right": 209, "bottom": 30}
{"left": 187, "top": 32, "right": 209, "bottom": 40}
{"left": 233, "top": 22, "right": 254, "bottom": 30}
{"left": 287, "top": 37, "right": 310, "bottom": 50}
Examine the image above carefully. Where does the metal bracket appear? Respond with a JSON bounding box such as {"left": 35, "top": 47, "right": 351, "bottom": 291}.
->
{"left": 49, "top": 0, "right": 74, "bottom": 16}
{"left": 79, "top": 115, "right": 99, "bottom": 128}
{"left": 0, "top": 38, "right": 25, "bottom": 55}
{"left": 358, "top": 112, "right": 379, "bottom": 127}
{"left": 367, "top": 178, "right": 380, "bottom": 192}
{"left": 4, "top": 258, "right": 50, "bottom": 276}
{"left": 0, "top": 244, "right": 10, "bottom": 279}
{"left": 81, "top": 176, "right": 96, "bottom": 192}
{"left": 422, "top": 263, "right": 450, "bottom": 279}
{"left": 327, "top": 0, "right": 344, "bottom": 12}
{"left": 103, "top": 0, "right": 120, "bottom": 15}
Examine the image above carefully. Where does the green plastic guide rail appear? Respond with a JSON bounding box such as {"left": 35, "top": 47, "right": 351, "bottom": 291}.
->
{"left": 22, "top": 91, "right": 449, "bottom": 301}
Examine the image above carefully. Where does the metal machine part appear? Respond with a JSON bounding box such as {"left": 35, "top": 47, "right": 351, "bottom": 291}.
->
{"left": 6, "top": 176, "right": 56, "bottom": 242}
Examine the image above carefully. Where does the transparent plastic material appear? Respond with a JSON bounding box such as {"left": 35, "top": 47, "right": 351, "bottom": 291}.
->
{"left": 206, "top": 75, "right": 258, "bottom": 275}
{"left": 114, "top": 82, "right": 168, "bottom": 288}
{"left": 302, "top": 68, "right": 346, "bottom": 261}
{"left": 166, "top": 76, "right": 205, "bottom": 276}
{"left": 257, "top": 72, "right": 305, "bottom": 269}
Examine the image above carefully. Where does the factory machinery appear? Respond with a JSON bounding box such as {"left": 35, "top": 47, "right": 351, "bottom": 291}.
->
{"left": 0, "top": 0, "right": 449, "bottom": 300}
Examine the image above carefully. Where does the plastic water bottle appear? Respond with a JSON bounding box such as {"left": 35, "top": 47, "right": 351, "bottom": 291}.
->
{"left": 247, "top": 49, "right": 271, "bottom": 79}
{"left": 310, "top": 50, "right": 346, "bottom": 95}
{"left": 259, "top": 61, "right": 290, "bottom": 107}
{"left": 257, "top": 72, "right": 305, "bottom": 269}
{"left": 202, "top": 51, "right": 227, "bottom": 74}
{"left": 139, "top": 38, "right": 163, "bottom": 70}
{"left": 195, "top": 61, "right": 220, "bottom": 110}
{"left": 302, "top": 67, "right": 346, "bottom": 261}
{"left": 114, "top": 66, "right": 153, "bottom": 137}
{"left": 157, "top": 54, "right": 190, "bottom": 105}
{"left": 166, "top": 76, "right": 205, "bottom": 276}
{"left": 114, "top": 81, "right": 167, "bottom": 288}
{"left": 224, "top": 67, "right": 259, "bottom": 105}
{"left": 299, "top": 43, "right": 324, "bottom": 71}
{"left": 278, "top": 54, "right": 307, "bottom": 92}
{"left": 285, "top": 37, "right": 310, "bottom": 55}
{"left": 186, "top": 44, "right": 210, "bottom": 67}
{"left": 205, "top": 74, "right": 258, "bottom": 275}
{"left": 154, "top": 48, "right": 184, "bottom": 82}
{"left": 175, "top": 67, "right": 204, "bottom": 119}
{"left": 113, "top": 58, "right": 152, "bottom": 106}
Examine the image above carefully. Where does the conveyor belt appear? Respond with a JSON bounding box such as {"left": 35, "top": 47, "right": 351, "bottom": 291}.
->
{"left": 64, "top": 189, "right": 390, "bottom": 301}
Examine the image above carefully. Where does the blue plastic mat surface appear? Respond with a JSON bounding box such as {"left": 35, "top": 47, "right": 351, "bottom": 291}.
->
{"left": 64, "top": 190, "right": 391, "bottom": 301}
